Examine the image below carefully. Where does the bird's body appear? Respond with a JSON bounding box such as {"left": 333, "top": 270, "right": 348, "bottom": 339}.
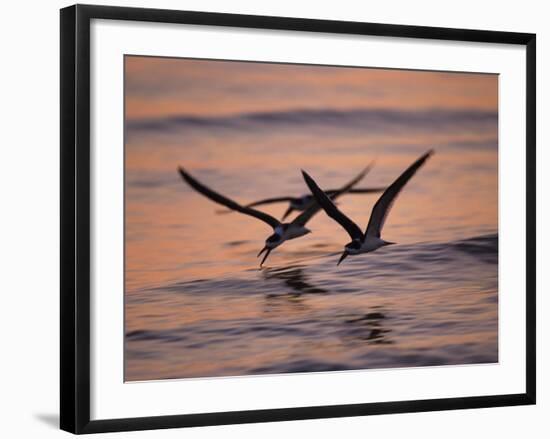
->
{"left": 353, "top": 236, "right": 393, "bottom": 254}
{"left": 260, "top": 223, "right": 312, "bottom": 255}
{"left": 178, "top": 164, "right": 373, "bottom": 266}
{"left": 289, "top": 195, "right": 314, "bottom": 212}
{"left": 275, "top": 223, "right": 312, "bottom": 242}
{"left": 302, "top": 150, "right": 433, "bottom": 265}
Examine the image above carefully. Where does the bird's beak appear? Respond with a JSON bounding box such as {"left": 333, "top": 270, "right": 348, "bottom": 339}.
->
{"left": 281, "top": 206, "right": 295, "bottom": 220}
{"left": 337, "top": 251, "right": 349, "bottom": 266}
{"left": 257, "top": 246, "right": 272, "bottom": 267}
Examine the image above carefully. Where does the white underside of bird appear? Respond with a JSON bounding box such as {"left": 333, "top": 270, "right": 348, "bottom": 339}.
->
{"left": 277, "top": 224, "right": 311, "bottom": 242}
{"left": 350, "top": 236, "right": 393, "bottom": 254}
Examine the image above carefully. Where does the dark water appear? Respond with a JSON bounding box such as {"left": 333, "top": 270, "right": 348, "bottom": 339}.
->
{"left": 125, "top": 234, "right": 498, "bottom": 380}
{"left": 124, "top": 57, "right": 498, "bottom": 381}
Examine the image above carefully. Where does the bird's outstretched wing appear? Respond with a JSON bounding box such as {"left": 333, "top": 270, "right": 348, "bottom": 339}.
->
{"left": 245, "top": 187, "right": 384, "bottom": 208}
{"left": 365, "top": 150, "right": 433, "bottom": 238}
{"left": 219, "top": 188, "right": 385, "bottom": 215}
{"left": 293, "top": 164, "right": 372, "bottom": 227}
{"left": 215, "top": 196, "right": 296, "bottom": 215}
{"left": 299, "top": 170, "right": 365, "bottom": 241}
{"left": 178, "top": 167, "right": 280, "bottom": 229}
{"left": 245, "top": 196, "right": 296, "bottom": 208}
{"left": 348, "top": 187, "right": 386, "bottom": 194}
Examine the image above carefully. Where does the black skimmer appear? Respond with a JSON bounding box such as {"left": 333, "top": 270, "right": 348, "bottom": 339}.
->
{"left": 178, "top": 164, "right": 373, "bottom": 267}
{"left": 302, "top": 150, "right": 433, "bottom": 265}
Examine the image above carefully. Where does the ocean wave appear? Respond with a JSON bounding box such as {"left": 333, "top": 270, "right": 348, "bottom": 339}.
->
{"left": 127, "top": 107, "right": 497, "bottom": 135}
{"left": 132, "top": 233, "right": 497, "bottom": 297}
{"left": 125, "top": 232, "right": 498, "bottom": 380}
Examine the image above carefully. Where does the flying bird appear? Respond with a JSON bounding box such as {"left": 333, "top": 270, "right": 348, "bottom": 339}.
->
{"left": 217, "top": 187, "right": 386, "bottom": 220}
{"left": 178, "top": 164, "right": 373, "bottom": 266}
{"left": 302, "top": 150, "right": 433, "bottom": 265}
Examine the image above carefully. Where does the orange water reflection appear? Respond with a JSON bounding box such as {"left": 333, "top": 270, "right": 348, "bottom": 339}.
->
{"left": 124, "top": 57, "right": 498, "bottom": 380}
{"left": 126, "top": 57, "right": 498, "bottom": 119}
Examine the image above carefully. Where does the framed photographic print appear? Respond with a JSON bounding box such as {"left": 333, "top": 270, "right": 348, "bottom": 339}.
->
{"left": 60, "top": 4, "right": 536, "bottom": 434}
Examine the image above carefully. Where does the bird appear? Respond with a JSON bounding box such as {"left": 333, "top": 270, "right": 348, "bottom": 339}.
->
{"left": 178, "top": 164, "right": 373, "bottom": 267}
{"left": 302, "top": 150, "right": 433, "bottom": 265}
{"left": 216, "top": 187, "right": 386, "bottom": 220}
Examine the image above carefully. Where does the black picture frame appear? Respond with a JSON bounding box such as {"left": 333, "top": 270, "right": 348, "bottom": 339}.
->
{"left": 60, "top": 4, "right": 536, "bottom": 434}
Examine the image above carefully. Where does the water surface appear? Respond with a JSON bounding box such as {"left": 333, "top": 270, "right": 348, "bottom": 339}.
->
{"left": 124, "top": 57, "right": 498, "bottom": 381}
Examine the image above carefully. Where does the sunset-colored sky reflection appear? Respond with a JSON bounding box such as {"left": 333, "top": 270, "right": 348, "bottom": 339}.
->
{"left": 124, "top": 56, "right": 498, "bottom": 381}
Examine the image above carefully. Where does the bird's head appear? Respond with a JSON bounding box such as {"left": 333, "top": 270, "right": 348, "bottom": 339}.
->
{"left": 257, "top": 232, "right": 283, "bottom": 267}
{"left": 265, "top": 232, "right": 283, "bottom": 249}
{"left": 283, "top": 195, "right": 311, "bottom": 220}
{"left": 290, "top": 195, "right": 312, "bottom": 209}
{"left": 338, "top": 239, "right": 362, "bottom": 265}
{"left": 345, "top": 239, "right": 362, "bottom": 254}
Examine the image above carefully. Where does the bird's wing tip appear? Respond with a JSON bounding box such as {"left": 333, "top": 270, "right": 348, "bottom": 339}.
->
{"left": 418, "top": 150, "right": 435, "bottom": 163}
{"left": 362, "top": 162, "right": 373, "bottom": 175}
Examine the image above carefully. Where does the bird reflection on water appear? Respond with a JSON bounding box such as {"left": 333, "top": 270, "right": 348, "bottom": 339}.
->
{"left": 263, "top": 265, "right": 328, "bottom": 296}
{"left": 339, "top": 311, "right": 393, "bottom": 346}
{"left": 125, "top": 234, "right": 498, "bottom": 380}
{"left": 260, "top": 265, "right": 326, "bottom": 314}
{"left": 263, "top": 265, "right": 393, "bottom": 345}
